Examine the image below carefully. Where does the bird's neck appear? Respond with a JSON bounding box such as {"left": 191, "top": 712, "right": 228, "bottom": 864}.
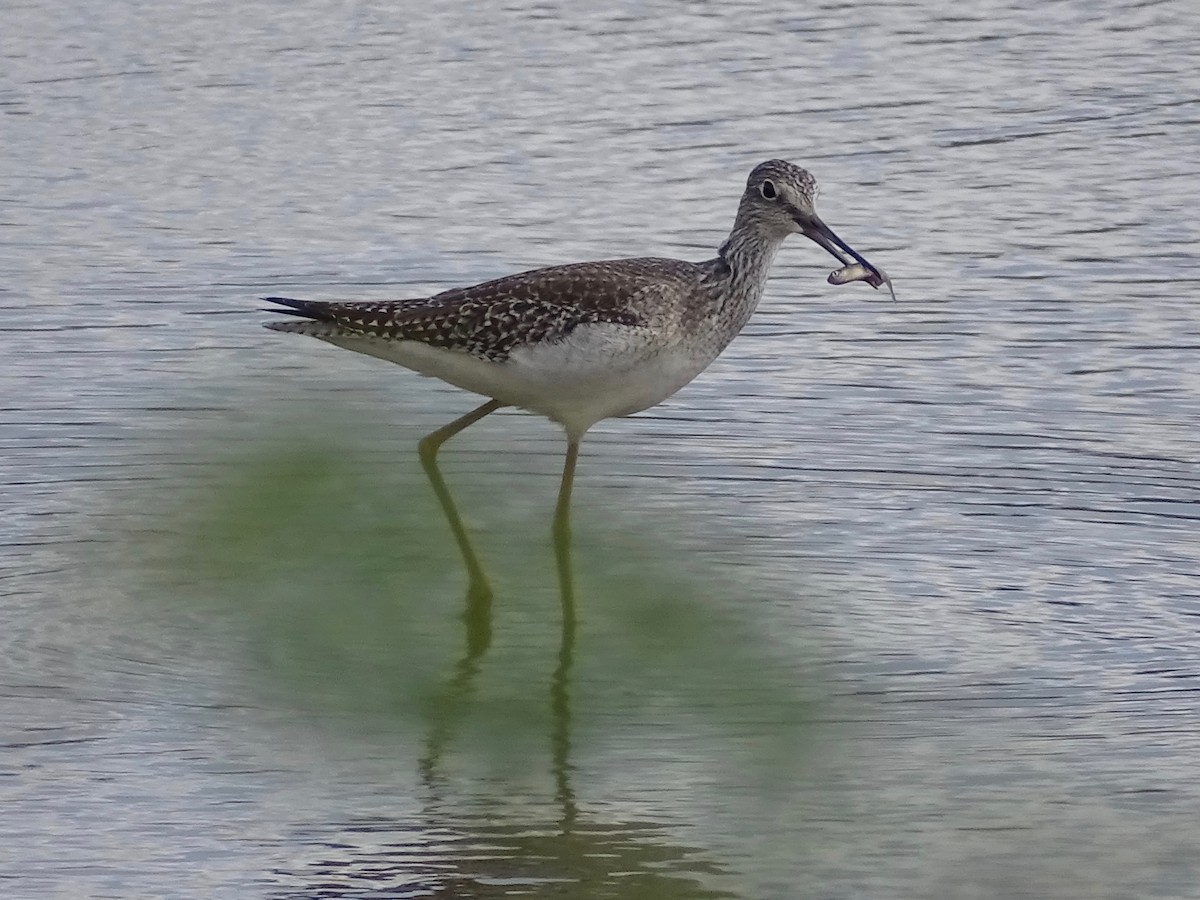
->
{"left": 715, "top": 219, "right": 786, "bottom": 306}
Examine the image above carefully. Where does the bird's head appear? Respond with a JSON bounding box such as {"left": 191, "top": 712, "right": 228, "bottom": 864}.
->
{"left": 741, "top": 159, "right": 889, "bottom": 293}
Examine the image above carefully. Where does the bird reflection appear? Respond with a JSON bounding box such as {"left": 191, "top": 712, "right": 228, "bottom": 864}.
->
{"left": 419, "top": 498, "right": 576, "bottom": 803}
{"left": 272, "top": 545, "right": 738, "bottom": 899}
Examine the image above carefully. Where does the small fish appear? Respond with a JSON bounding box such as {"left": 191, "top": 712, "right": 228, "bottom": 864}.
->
{"left": 828, "top": 262, "right": 896, "bottom": 301}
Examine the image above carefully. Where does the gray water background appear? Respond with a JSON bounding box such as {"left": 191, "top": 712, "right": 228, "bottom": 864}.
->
{"left": 3, "top": 0, "right": 1200, "bottom": 897}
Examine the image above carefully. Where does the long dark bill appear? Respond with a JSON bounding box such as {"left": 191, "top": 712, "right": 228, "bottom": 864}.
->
{"left": 800, "top": 215, "right": 887, "bottom": 290}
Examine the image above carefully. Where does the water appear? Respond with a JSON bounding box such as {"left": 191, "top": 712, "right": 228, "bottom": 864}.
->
{"left": 4, "top": 0, "right": 1200, "bottom": 896}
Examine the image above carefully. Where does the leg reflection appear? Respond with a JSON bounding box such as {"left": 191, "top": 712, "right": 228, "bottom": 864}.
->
{"left": 551, "top": 566, "right": 577, "bottom": 829}
{"left": 552, "top": 439, "right": 580, "bottom": 616}
{"left": 419, "top": 548, "right": 494, "bottom": 786}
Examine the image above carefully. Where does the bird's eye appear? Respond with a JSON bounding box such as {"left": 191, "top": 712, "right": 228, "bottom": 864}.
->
{"left": 760, "top": 180, "right": 777, "bottom": 200}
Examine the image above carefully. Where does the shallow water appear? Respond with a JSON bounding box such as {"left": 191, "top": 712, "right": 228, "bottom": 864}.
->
{"left": 3, "top": 0, "right": 1200, "bottom": 897}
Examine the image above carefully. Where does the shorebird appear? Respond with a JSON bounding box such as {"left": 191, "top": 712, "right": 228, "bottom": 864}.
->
{"left": 265, "top": 159, "right": 889, "bottom": 598}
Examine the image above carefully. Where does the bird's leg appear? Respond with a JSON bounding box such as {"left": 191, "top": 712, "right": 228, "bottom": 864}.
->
{"left": 418, "top": 399, "right": 503, "bottom": 602}
{"left": 552, "top": 439, "right": 581, "bottom": 621}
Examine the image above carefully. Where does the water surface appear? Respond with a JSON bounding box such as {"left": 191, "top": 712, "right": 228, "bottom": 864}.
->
{"left": 3, "top": 0, "right": 1200, "bottom": 897}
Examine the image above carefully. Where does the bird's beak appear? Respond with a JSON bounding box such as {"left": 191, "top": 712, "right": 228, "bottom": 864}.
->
{"left": 798, "top": 214, "right": 888, "bottom": 291}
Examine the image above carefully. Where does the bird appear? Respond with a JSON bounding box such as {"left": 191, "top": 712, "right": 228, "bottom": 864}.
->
{"left": 264, "top": 159, "right": 889, "bottom": 598}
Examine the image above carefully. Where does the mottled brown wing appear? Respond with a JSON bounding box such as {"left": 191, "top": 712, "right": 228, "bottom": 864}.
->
{"left": 265, "top": 257, "right": 700, "bottom": 360}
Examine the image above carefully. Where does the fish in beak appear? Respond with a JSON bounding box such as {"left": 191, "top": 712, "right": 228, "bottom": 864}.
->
{"left": 798, "top": 213, "right": 896, "bottom": 301}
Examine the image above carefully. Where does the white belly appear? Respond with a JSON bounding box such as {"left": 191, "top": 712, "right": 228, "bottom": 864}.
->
{"left": 318, "top": 322, "right": 715, "bottom": 441}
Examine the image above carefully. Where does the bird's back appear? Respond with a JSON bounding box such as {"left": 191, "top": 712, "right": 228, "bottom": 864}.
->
{"left": 266, "top": 256, "right": 709, "bottom": 362}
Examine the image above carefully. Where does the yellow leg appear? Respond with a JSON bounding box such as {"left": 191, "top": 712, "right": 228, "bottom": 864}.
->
{"left": 418, "top": 399, "right": 503, "bottom": 601}
{"left": 552, "top": 439, "right": 580, "bottom": 624}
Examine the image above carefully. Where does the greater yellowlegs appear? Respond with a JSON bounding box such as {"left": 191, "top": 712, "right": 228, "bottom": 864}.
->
{"left": 265, "top": 160, "right": 890, "bottom": 595}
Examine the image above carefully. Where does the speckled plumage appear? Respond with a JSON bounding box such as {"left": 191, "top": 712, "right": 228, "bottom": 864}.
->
{"left": 265, "top": 159, "right": 885, "bottom": 440}
{"left": 266, "top": 257, "right": 709, "bottom": 361}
